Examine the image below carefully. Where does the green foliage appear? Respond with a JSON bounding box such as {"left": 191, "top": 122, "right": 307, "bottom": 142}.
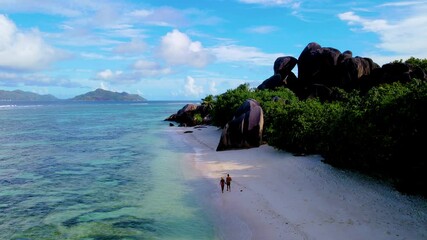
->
{"left": 206, "top": 58, "right": 427, "bottom": 196}
{"left": 210, "top": 84, "right": 298, "bottom": 128}
{"left": 201, "top": 94, "right": 215, "bottom": 110}
{"left": 405, "top": 57, "right": 427, "bottom": 73}
{"left": 265, "top": 80, "right": 426, "bottom": 196}
{"left": 211, "top": 83, "right": 253, "bottom": 127}
{"left": 323, "top": 80, "right": 427, "bottom": 195}
{"left": 193, "top": 113, "right": 203, "bottom": 125}
{"left": 267, "top": 99, "right": 343, "bottom": 154}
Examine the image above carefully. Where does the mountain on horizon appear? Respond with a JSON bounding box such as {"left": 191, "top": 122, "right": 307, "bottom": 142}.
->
{"left": 70, "top": 88, "right": 146, "bottom": 101}
{"left": 0, "top": 89, "right": 58, "bottom": 101}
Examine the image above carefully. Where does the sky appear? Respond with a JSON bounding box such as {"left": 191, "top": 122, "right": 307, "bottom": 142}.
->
{"left": 0, "top": 0, "right": 426, "bottom": 100}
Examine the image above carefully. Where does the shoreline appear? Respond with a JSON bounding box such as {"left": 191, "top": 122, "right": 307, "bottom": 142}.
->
{"left": 174, "top": 125, "right": 427, "bottom": 240}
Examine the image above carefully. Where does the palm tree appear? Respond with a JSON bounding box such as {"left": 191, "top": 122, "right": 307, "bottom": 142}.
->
{"left": 201, "top": 94, "right": 215, "bottom": 111}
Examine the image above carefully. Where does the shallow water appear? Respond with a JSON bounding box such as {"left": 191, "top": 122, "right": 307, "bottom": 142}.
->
{"left": 0, "top": 101, "right": 216, "bottom": 239}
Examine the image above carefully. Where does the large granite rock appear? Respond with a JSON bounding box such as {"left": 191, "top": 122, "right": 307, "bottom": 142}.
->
{"left": 258, "top": 56, "right": 298, "bottom": 91}
{"left": 260, "top": 42, "right": 427, "bottom": 100}
{"left": 216, "top": 99, "right": 264, "bottom": 151}
{"left": 165, "top": 104, "right": 210, "bottom": 126}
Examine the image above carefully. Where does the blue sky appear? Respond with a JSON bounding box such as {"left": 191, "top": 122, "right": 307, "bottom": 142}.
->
{"left": 0, "top": 0, "right": 426, "bottom": 100}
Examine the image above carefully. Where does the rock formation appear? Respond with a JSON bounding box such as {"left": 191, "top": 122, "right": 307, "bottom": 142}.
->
{"left": 216, "top": 99, "right": 264, "bottom": 151}
{"left": 165, "top": 103, "right": 211, "bottom": 127}
{"left": 257, "top": 42, "right": 426, "bottom": 100}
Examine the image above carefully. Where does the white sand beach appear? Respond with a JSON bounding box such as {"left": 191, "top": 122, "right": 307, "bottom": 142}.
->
{"left": 172, "top": 125, "right": 427, "bottom": 240}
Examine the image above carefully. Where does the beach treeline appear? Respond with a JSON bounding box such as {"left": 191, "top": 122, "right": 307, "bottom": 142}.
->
{"left": 203, "top": 57, "right": 427, "bottom": 197}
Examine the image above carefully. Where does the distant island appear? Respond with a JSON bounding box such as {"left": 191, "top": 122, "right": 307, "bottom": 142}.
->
{"left": 0, "top": 88, "right": 146, "bottom": 101}
{"left": 0, "top": 90, "right": 58, "bottom": 101}
{"left": 71, "top": 88, "right": 146, "bottom": 101}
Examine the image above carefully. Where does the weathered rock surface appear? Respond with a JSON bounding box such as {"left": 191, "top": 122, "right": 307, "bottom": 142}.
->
{"left": 216, "top": 99, "right": 264, "bottom": 151}
{"left": 257, "top": 42, "right": 426, "bottom": 100}
{"left": 165, "top": 103, "right": 211, "bottom": 127}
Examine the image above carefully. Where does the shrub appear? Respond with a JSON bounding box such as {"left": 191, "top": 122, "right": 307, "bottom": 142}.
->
{"left": 205, "top": 59, "right": 427, "bottom": 196}
{"left": 211, "top": 84, "right": 254, "bottom": 127}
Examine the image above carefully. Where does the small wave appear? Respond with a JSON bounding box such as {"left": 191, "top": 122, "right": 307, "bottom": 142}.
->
{"left": 130, "top": 103, "right": 149, "bottom": 106}
{"left": 0, "top": 104, "right": 43, "bottom": 110}
{"left": 0, "top": 105, "right": 17, "bottom": 108}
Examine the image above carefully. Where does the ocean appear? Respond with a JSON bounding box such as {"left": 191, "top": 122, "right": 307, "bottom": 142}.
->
{"left": 0, "top": 101, "right": 216, "bottom": 240}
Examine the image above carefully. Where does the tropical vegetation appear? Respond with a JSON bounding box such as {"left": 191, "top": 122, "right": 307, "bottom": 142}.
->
{"left": 202, "top": 58, "right": 427, "bottom": 197}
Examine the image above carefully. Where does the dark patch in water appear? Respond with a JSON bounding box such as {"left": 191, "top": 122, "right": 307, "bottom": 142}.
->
{"left": 113, "top": 218, "right": 156, "bottom": 232}
{"left": 62, "top": 216, "right": 80, "bottom": 227}
{"left": 90, "top": 235, "right": 140, "bottom": 240}
{"left": 62, "top": 213, "right": 157, "bottom": 234}
{"left": 0, "top": 178, "right": 33, "bottom": 185}
{"left": 0, "top": 194, "right": 40, "bottom": 208}
{"left": 62, "top": 207, "right": 131, "bottom": 227}
{"left": 90, "top": 206, "right": 126, "bottom": 214}
{"left": 12, "top": 224, "right": 62, "bottom": 240}
{"left": 25, "top": 201, "right": 58, "bottom": 217}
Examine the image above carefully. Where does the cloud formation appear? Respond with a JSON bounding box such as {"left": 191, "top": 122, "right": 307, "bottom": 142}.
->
{"left": 184, "top": 76, "right": 203, "bottom": 96}
{"left": 211, "top": 45, "right": 283, "bottom": 66}
{"left": 338, "top": 2, "right": 427, "bottom": 58}
{"left": 96, "top": 69, "right": 123, "bottom": 80}
{"left": 158, "top": 29, "right": 214, "bottom": 68}
{"left": 93, "top": 59, "right": 172, "bottom": 84}
{"left": 3, "top": 0, "right": 423, "bottom": 100}
{"left": 129, "top": 6, "right": 189, "bottom": 27}
{"left": 0, "top": 71, "right": 80, "bottom": 88}
{"left": 239, "top": 0, "right": 296, "bottom": 6}
{"left": 246, "top": 25, "right": 278, "bottom": 34}
{"left": 0, "top": 0, "right": 86, "bottom": 17}
{"left": 133, "top": 60, "right": 172, "bottom": 77}
{"left": 0, "top": 14, "right": 66, "bottom": 71}
{"left": 113, "top": 39, "right": 147, "bottom": 55}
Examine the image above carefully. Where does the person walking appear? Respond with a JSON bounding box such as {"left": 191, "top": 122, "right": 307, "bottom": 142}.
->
{"left": 226, "top": 174, "right": 232, "bottom": 192}
{"left": 220, "top": 177, "right": 225, "bottom": 193}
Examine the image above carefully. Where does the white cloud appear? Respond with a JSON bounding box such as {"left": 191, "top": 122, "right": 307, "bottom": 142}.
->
{"left": 338, "top": 11, "right": 362, "bottom": 23}
{"left": 96, "top": 69, "right": 123, "bottom": 80}
{"left": 158, "top": 29, "right": 215, "bottom": 68}
{"left": 338, "top": 2, "right": 427, "bottom": 58}
{"left": 211, "top": 45, "right": 284, "bottom": 66}
{"left": 239, "top": 0, "right": 296, "bottom": 6}
{"left": 0, "top": 70, "right": 80, "bottom": 88}
{"left": 93, "top": 69, "right": 138, "bottom": 83}
{"left": 247, "top": 25, "right": 278, "bottom": 34}
{"left": 113, "top": 39, "right": 147, "bottom": 55}
{"left": 130, "top": 10, "right": 152, "bottom": 18}
{"left": 93, "top": 60, "right": 172, "bottom": 84}
{"left": 129, "top": 7, "right": 188, "bottom": 27}
{"left": 0, "top": 0, "right": 84, "bottom": 17}
{"left": 108, "top": 25, "right": 146, "bottom": 39}
{"left": 364, "top": 54, "right": 412, "bottom": 66}
{"left": 338, "top": 12, "right": 389, "bottom": 32}
{"left": 184, "top": 76, "right": 203, "bottom": 96}
{"left": 133, "top": 60, "right": 172, "bottom": 77}
{"left": 239, "top": 0, "right": 301, "bottom": 11}
{"left": 3, "top": 1, "right": 143, "bottom": 48}
{"left": 379, "top": 1, "right": 425, "bottom": 7}
{"left": 99, "top": 82, "right": 108, "bottom": 90}
{"left": 209, "top": 81, "right": 218, "bottom": 95}
{"left": 0, "top": 14, "right": 66, "bottom": 71}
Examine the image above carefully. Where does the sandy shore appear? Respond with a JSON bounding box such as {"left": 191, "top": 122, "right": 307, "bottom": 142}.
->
{"left": 173, "top": 125, "right": 427, "bottom": 240}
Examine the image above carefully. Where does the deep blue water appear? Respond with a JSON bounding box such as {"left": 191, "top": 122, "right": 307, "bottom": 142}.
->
{"left": 0, "top": 101, "right": 215, "bottom": 239}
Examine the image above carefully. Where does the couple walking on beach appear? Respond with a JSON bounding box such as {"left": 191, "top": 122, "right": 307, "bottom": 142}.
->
{"left": 220, "top": 174, "right": 232, "bottom": 193}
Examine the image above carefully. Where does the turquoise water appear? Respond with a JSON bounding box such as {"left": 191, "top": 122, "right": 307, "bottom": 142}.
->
{"left": 0, "top": 101, "right": 215, "bottom": 239}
